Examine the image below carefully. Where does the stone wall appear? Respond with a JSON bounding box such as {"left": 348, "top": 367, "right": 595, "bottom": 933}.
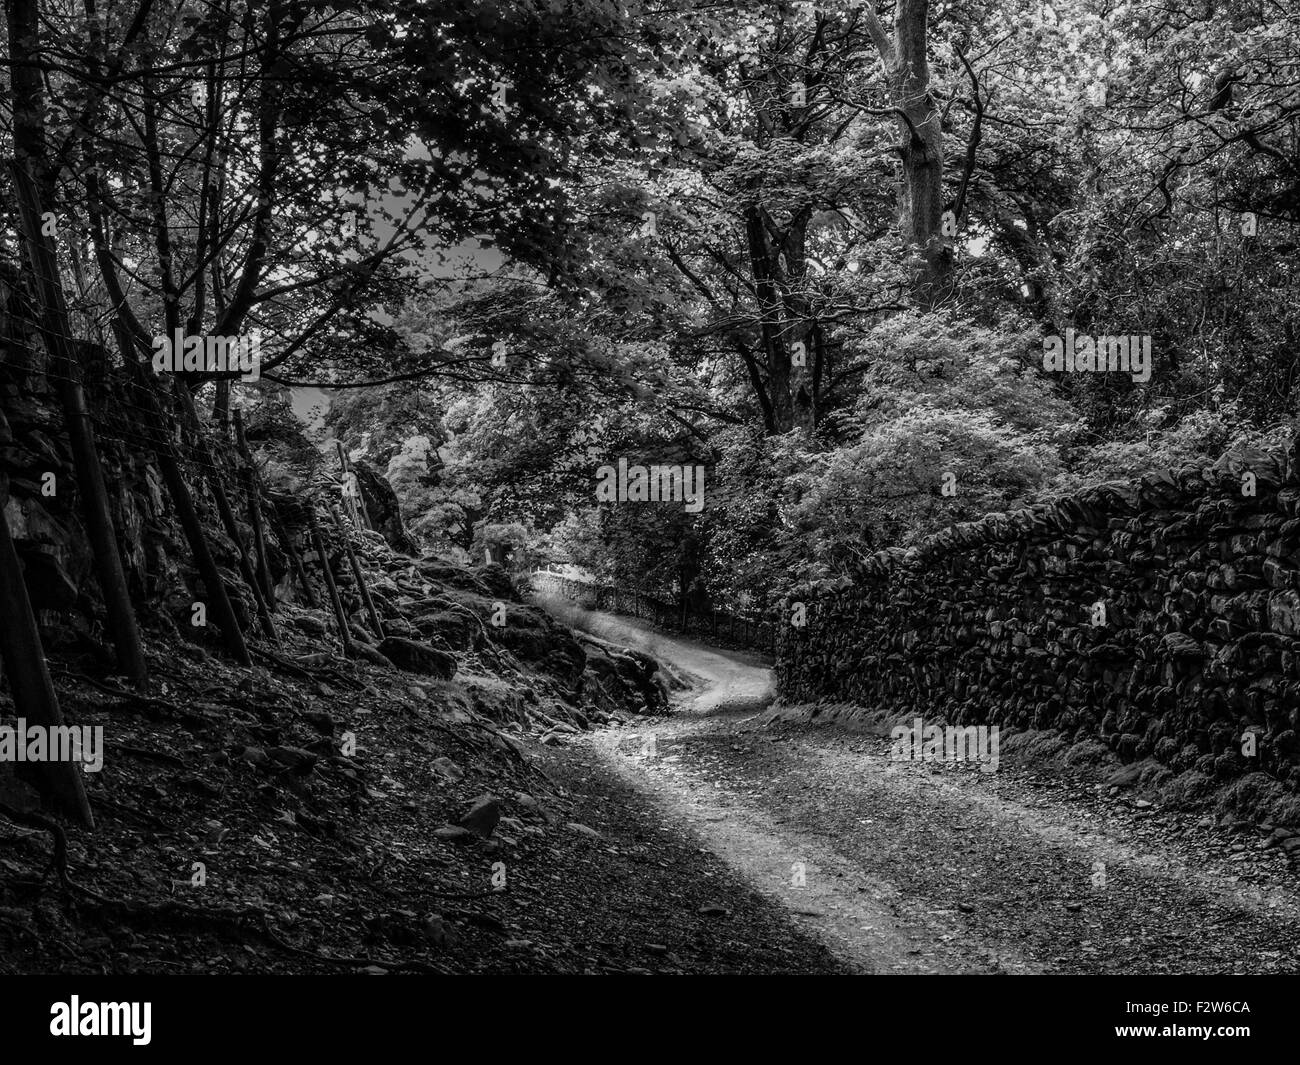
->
{"left": 0, "top": 267, "right": 288, "bottom": 652}
{"left": 776, "top": 441, "right": 1300, "bottom": 791}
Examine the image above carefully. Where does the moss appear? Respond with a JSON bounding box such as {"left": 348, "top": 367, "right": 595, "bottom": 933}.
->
{"left": 1138, "top": 762, "right": 1174, "bottom": 789}
{"left": 1160, "top": 770, "right": 1217, "bottom": 806}
{"left": 1215, "top": 772, "right": 1288, "bottom": 824}
{"left": 1062, "top": 738, "right": 1111, "bottom": 768}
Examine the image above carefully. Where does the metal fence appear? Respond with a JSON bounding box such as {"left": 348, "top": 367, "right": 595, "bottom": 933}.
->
{"left": 527, "top": 568, "right": 775, "bottom": 655}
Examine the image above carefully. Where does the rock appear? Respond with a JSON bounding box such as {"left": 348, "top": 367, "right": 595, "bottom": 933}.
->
{"left": 350, "top": 642, "right": 394, "bottom": 668}
{"left": 238, "top": 745, "right": 270, "bottom": 768}
{"left": 352, "top": 461, "right": 418, "bottom": 554}
{"left": 1105, "top": 763, "right": 1143, "bottom": 788}
{"left": 432, "top": 825, "right": 477, "bottom": 844}
{"left": 1269, "top": 590, "right": 1300, "bottom": 635}
{"left": 698, "top": 903, "right": 729, "bottom": 918}
{"left": 431, "top": 756, "right": 463, "bottom": 781}
{"left": 1158, "top": 632, "right": 1202, "bottom": 658}
{"left": 424, "top": 914, "right": 455, "bottom": 947}
{"left": 565, "top": 821, "right": 600, "bottom": 838}
{"left": 457, "top": 795, "right": 501, "bottom": 839}
{"left": 1281, "top": 836, "right": 1300, "bottom": 855}
{"left": 293, "top": 614, "right": 327, "bottom": 637}
{"left": 1263, "top": 827, "right": 1295, "bottom": 849}
{"left": 489, "top": 604, "right": 586, "bottom": 691}
{"left": 416, "top": 558, "right": 494, "bottom": 596}
{"left": 476, "top": 563, "right": 515, "bottom": 599}
{"left": 267, "top": 746, "right": 319, "bottom": 774}
{"left": 412, "top": 609, "right": 478, "bottom": 650}
{"left": 378, "top": 636, "right": 457, "bottom": 678}
{"left": 303, "top": 710, "right": 337, "bottom": 734}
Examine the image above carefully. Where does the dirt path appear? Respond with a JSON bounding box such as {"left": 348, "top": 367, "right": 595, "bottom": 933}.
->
{"left": 568, "top": 610, "right": 1300, "bottom": 975}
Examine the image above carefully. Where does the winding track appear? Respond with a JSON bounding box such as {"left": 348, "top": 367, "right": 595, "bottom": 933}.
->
{"left": 565, "top": 607, "right": 1300, "bottom": 975}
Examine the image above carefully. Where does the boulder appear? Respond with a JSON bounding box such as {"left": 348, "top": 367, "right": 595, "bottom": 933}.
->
{"left": 379, "top": 636, "right": 457, "bottom": 678}
{"left": 456, "top": 794, "right": 501, "bottom": 839}
{"left": 293, "top": 614, "right": 327, "bottom": 637}
{"left": 350, "top": 642, "right": 394, "bottom": 669}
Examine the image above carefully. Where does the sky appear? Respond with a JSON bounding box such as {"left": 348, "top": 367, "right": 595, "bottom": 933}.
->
{"left": 288, "top": 209, "right": 506, "bottom": 430}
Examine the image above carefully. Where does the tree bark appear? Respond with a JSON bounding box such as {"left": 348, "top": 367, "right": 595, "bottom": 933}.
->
{"left": 5, "top": 0, "right": 148, "bottom": 688}
{"left": 893, "top": 0, "right": 948, "bottom": 306}
{"left": 863, "top": 0, "right": 952, "bottom": 307}
{"left": 0, "top": 476, "right": 95, "bottom": 827}
{"left": 745, "top": 207, "right": 794, "bottom": 432}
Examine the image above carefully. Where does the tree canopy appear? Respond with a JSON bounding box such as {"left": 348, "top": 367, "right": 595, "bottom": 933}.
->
{"left": 5, "top": 0, "right": 1298, "bottom": 620}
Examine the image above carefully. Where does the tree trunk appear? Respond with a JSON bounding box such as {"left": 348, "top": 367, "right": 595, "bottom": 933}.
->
{"left": 745, "top": 207, "right": 794, "bottom": 433}
{"left": 779, "top": 210, "right": 816, "bottom": 434}
{"left": 0, "top": 476, "right": 95, "bottom": 827}
{"left": 5, "top": 0, "right": 148, "bottom": 688}
{"left": 892, "top": 0, "right": 949, "bottom": 307}
{"left": 862, "top": 0, "right": 952, "bottom": 308}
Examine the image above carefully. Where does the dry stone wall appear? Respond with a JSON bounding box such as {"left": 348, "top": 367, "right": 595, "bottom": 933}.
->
{"left": 776, "top": 441, "right": 1300, "bottom": 791}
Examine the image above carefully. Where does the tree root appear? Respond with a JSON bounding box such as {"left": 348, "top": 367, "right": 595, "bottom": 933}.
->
{"left": 0, "top": 800, "right": 70, "bottom": 893}
{"left": 0, "top": 803, "right": 454, "bottom": 973}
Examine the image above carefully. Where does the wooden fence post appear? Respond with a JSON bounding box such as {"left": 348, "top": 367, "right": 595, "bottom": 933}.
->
{"left": 307, "top": 508, "right": 353, "bottom": 657}
{"left": 329, "top": 504, "right": 384, "bottom": 639}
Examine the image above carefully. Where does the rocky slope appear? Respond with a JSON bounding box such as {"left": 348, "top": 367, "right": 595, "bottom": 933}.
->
{"left": 0, "top": 292, "right": 699, "bottom": 970}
